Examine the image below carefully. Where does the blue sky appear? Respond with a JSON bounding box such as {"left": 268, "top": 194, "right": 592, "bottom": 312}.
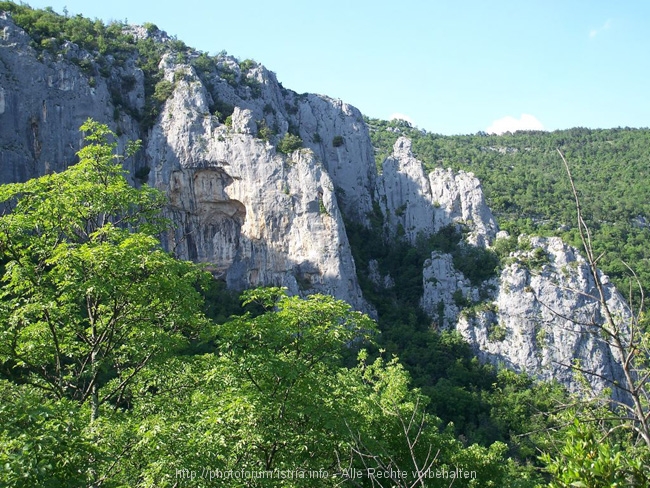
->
{"left": 21, "top": 0, "right": 650, "bottom": 135}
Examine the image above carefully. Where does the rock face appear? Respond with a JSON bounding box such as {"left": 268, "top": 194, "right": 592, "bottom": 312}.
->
{"left": 457, "top": 236, "right": 628, "bottom": 397}
{"left": 374, "top": 136, "right": 629, "bottom": 395}
{"left": 0, "top": 13, "right": 142, "bottom": 183}
{"left": 377, "top": 137, "right": 500, "bottom": 329}
{"left": 146, "top": 62, "right": 366, "bottom": 309}
{"left": 294, "top": 94, "right": 376, "bottom": 224}
{"left": 377, "top": 137, "right": 498, "bottom": 246}
{"left": 421, "top": 252, "right": 488, "bottom": 329}
{"left": 0, "top": 15, "right": 371, "bottom": 311}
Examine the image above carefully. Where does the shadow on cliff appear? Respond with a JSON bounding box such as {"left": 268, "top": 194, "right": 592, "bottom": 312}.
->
{"left": 157, "top": 179, "right": 364, "bottom": 312}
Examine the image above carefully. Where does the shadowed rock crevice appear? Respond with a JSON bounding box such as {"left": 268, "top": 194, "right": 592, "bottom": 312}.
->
{"left": 168, "top": 168, "right": 246, "bottom": 225}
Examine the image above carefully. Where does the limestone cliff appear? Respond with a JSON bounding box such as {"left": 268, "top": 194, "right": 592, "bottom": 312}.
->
{"left": 375, "top": 138, "right": 628, "bottom": 395}
{"left": 376, "top": 137, "right": 499, "bottom": 327}
{"left": 457, "top": 235, "right": 629, "bottom": 397}
{"left": 0, "top": 12, "right": 142, "bottom": 182}
{"left": 146, "top": 57, "right": 365, "bottom": 308}
{"left": 0, "top": 13, "right": 370, "bottom": 310}
{"left": 377, "top": 137, "right": 498, "bottom": 246}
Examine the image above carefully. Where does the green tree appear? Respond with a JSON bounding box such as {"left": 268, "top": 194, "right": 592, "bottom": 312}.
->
{"left": 338, "top": 352, "right": 510, "bottom": 487}
{"left": 0, "top": 120, "right": 208, "bottom": 415}
{"left": 105, "top": 289, "right": 515, "bottom": 487}
{"left": 0, "top": 380, "right": 95, "bottom": 487}
{"left": 105, "top": 288, "right": 378, "bottom": 486}
{"left": 0, "top": 120, "right": 209, "bottom": 486}
{"left": 540, "top": 413, "right": 650, "bottom": 487}
{"left": 207, "top": 288, "right": 378, "bottom": 474}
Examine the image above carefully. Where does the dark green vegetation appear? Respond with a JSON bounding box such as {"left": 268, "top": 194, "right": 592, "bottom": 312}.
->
{"left": 367, "top": 118, "right": 650, "bottom": 302}
{"left": 277, "top": 133, "right": 303, "bottom": 154}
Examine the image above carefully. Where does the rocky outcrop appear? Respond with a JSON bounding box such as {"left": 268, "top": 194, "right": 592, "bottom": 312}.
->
{"left": 375, "top": 144, "right": 631, "bottom": 394}
{"left": 457, "top": 235, "right": 629, "bottom": 397}
{"left": 429, "top": 166, "right": 498, "bottom": 247}
{"left": 294, "top": 95, "right": 376, "bottom": 224}
{"left": 0, "top": 12, "right": 141, "bottom": 183}
{"left": 156, "top": 53, "right": 378, "bottom": 226}
{"left": 373, "top": 137, "right": 627, "bottom": 395}
{"left": 377, "top": 137, "right": 497, "bottom": 246}
{"left": 376, "top": 136, "right": 499, "bottom": 328}
{"left": 146, "top": 58, "right": 367, "bottom": 310}
{"left": 421, "top": 252, "right": 489, "bottom": 329}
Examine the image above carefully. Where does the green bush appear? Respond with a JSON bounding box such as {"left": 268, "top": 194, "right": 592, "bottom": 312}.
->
{"left": 332, "top": 135, "right": 345, "bottom": 147}
{"left": 488, "top": 323, "right": 507, "bottom": 341}
{"left": 143, "top": 22, "right": 158, "bottom": 34}
{"left": 263, "top": 103, "right": 274, "bottom": 114}
{"left": 191, "top": 53, "right": 215, "bottom": 76}
{"left": 218, "top": 65, "right": 237, "bottom": 86}
{"left": 120, "top": 75, "right": 136, "bottom": 92}
{"left": 241, "top": 76, "right": 262, "bottom": 98}
{"left": 529, "top": 247, "right": 550, "bottom": 269}
{"left": 239, "top": 58, "right": 255, "bottom": 72}
{"left": 172, "top": 70, "right": 188, "bottom": 83}
{"left": 152, "top": 79, "right": 174, "bottom": 103}
{"left": 492, "top": 235, "right": 518, "bottom": 258}
{"left": 285, "top": 102, "right": 299, "bottom": 115}
{"left": 453, "top": 244, "right": 500, "bottom": 286}
{"left": 277, "top": 133, "right": 303, "bottom": 154}
{"left": 212, "top": 99, "right": 234, "bottom": 121}
{"left": 256, "top": 120, "right": 275, "bottom": 141}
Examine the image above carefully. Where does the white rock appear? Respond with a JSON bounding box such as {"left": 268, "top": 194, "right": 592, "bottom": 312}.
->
{"left": 457, "top": 236, "right": 629, "bottom": 399}
{"left": 146, "top": 74, "right": 369, "bottom": 312}
{"left": 377, "top": 137, "right": 498, "bottom": 246}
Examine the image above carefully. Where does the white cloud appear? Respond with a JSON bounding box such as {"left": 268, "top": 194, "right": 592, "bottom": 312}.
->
{"left": 389, "top": 113, "right": 415, "bottom": 126}
{"left": 590, "top": 19, "right": 612, "bottom": 38}
{"left": 486, "top": 114, "right": 545, "bottom": 135}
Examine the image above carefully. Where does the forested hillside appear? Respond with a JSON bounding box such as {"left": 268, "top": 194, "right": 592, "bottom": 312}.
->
{"left": 368, "top": 118, "right": 650, "bottom": 300}
{"left": 2, "top": 3, "right": 650, "bottom": 487}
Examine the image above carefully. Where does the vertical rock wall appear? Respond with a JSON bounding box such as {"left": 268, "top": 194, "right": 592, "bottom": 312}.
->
{"left": 146, "top": 59, "right": 367, "bottom": 310}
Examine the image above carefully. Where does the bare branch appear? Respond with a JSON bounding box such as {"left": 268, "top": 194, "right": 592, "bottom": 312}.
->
{"left": 554, "top": 148, "right": 650, "bottom": 450}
